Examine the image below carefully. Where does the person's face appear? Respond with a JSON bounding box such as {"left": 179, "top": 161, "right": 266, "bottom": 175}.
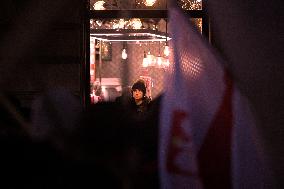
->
{"left": 132, "top": 89, "right": 143, "bottom": 100}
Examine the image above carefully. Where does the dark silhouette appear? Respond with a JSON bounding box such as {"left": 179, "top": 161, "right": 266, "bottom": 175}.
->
{"left": 0, "top": 88, "right": 162, "bottom": 188}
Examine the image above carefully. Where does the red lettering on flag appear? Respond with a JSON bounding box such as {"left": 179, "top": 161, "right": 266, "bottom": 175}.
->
{"left": 166, "top": 110, "right": 195, "bottom": 176}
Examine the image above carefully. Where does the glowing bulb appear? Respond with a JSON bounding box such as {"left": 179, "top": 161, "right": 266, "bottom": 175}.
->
{"left": 121, "top": 49, "right": 127, "bottom": 59}
{"left": 147, "top": 52, "right": 153, "bottom": 66}
{"left": 142, "top": 57, "right": 149, "bottom": 67}
{"left": 144, "top": 0, "right": 156, "bottom": 6}
{"left": 164, "top": 45, "right": 170, "bottom": 57}
{"left": 93, "top": 1, "right": 106, "bottom": 10}
{"left": 142, "top": 51, "right": 148, "bottom": 67}
{"left": 157, "top": 56, "right": 162, "bottom": 67}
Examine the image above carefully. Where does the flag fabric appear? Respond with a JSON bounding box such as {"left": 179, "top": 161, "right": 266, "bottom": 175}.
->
{"left": 159, "top": 6, "right": 272, "bottom": 189}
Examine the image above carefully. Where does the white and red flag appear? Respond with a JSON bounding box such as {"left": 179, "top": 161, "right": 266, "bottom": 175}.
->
{"left": 159, "top": 6, "right": 272, "bottom": 189}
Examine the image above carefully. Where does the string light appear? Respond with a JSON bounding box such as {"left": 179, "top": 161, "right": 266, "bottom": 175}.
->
{"left": 90, "top": 0, "right": 202, "bottom": 10}
{"left": 144, "top": 0, "right": 156, "bottom": 6}
{"left": 177, "top": 0, "right": 202, "bottom": 10}
{"left": 130, "top": 18, "right": 142, "bottom": 29}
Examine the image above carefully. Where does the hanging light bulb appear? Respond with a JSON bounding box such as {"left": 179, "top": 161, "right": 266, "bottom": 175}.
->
{"left": 142, "top": 51, "right": 149, "bottom": 67}
{"left": 144, "top": 0, "right": 156, "bottom": 6}
{"left": 121, "top": 42, "right": 127, "bottom": 59}
{"left": 147, "top": 51, "right": 152, "bottom": 66}
{"left": 121, "top": 48, "right": 127, "bottom": 59}
{"left": 164, "top": 17, "right": 170, "bottom": 57}
{"left": 145, "top": 42, "right": 154, "bottom": 66}
{"left": 157, "top": 56, "right": 162, "bottom": 67}
{"left": 164, "top": 43, "right": 170, "bottom": 57}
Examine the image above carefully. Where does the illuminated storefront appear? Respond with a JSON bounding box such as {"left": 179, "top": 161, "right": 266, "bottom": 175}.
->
{"left": 87, "top": 0, "right": 207, "bottom": 104}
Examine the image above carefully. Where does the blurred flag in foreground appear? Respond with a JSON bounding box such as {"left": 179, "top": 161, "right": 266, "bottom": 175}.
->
{"left": 159, "top": 6, "right": 272, "bottom": 189}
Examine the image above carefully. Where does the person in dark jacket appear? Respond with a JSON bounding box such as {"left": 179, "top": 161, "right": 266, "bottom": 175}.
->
{"left": 130, "top": 79, "right": 151, "bottom": 115}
